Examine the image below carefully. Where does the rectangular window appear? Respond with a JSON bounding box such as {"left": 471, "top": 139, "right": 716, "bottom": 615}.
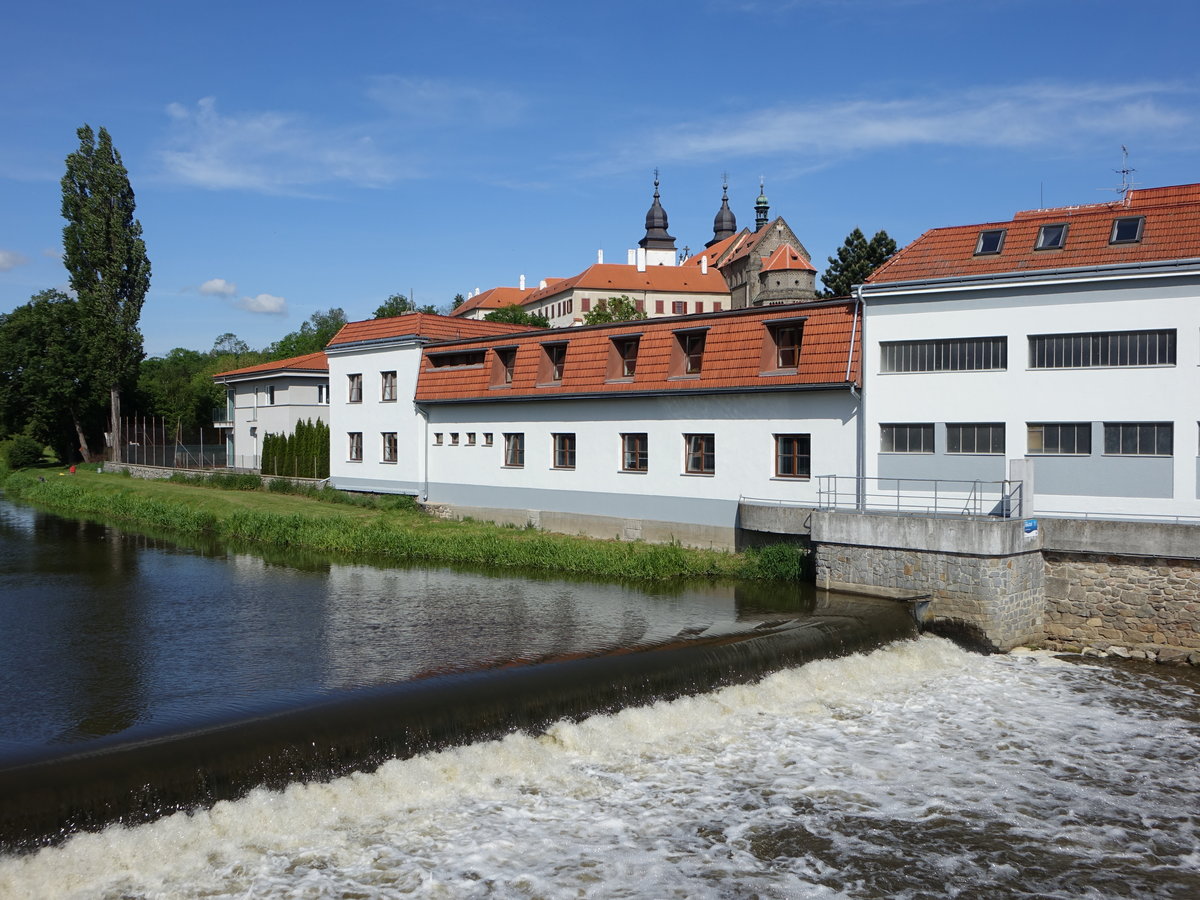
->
{"left": 1104, "top": 422, "right": 1173, "bottom": 457}
{"left": 685, "top": 433, "right": 715, "bottom": 474}
{"left": 1036, "top": 223, "right": 1068, "bottom": 250}
{"left": 609, "top": 336, "right": 640, "bottom": 379}
{"left": 450, "top": 432, "right": 459, "bottom": 446}
{"left": 1110, "top": 216, "right": 1144, "bottom": 244}
{"left": 1029, "top": 329, "right": 1175, "bottom": 368}
{"left": 489, "top": 347, "right": 517, "bottom": 386}
{"left": 775, "top": 434, "right": 811, "bottom": 479}
{"left": 553, "top": 433, "right": 576, "bottom": 469}
{"left": 975, "top": 229, "right": 1006, "bottom": 255}
{"left": 317, "top": 383, "right": 329, "bottom": 404}
{"left": 673, "top": 330, "right": 706, "bottom": 376}
{"left": 466, "top": 432, "right": 476, "bottom": 446}
{"left": 348, "top": 432, "right": 363, "bottom": 461}
{"left": 947, "top": 423, "right": 1005, "bottom": 455}
{"left": 266, "top": 385, "right": 276, "bottom": 405}
{"left": 881, "top": 337, "right": 1007, "bottom": 373}
{"left": 483, "top": 432, "right": 494, "bottom": 447}
{"left": 348, "top": 373, "right": 363, "bottom": 403}
{"left": 1027, "top": 423, "right": 1091, "bottom": 455}
{"left": 381, "top": 371, "right": 397, "bottom": 401}
{"left": 621, "top": 433, "right": 648, "bottom": 472}
{"left": 672, "top": 301, "right": 687, "bottom": 315}
{"left": 581, "top": 298, "right": 591, "bottom": 313}
{"left": 433, "top": 433, "right": 443, "bottom": 446}
{"left": 429, "top": 351, "right": 485, "bottom": 368}
{"left": 541, "top": 342, "right": 567, "bottom": 383}
{"left": 881, "top": 424, "right": 934, "bottom": 454}
{"left": 382, "top": 432, "right": 398, "bottom": 463}
{"left": 503, "top": 433, "right": 525, "bottom": 467}
{"left": 767, "top": 322, "right": 804, "bottom": 370}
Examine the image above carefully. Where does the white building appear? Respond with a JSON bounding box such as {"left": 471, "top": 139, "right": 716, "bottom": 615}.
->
{"left": 858, "top": 182, "right": 1200, "bottom": 520}
{"left": 213, "top": 351, "right": 329, "bottom": 471}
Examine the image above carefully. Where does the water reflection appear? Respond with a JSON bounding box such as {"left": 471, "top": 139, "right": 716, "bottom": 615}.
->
{"left": 0, "top": 498, "right": 831, "bottom": 760}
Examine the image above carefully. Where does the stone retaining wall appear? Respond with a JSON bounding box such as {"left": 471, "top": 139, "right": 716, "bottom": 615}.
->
{"left": 1043, "top": 551, "right": 1200, "bottom": 663}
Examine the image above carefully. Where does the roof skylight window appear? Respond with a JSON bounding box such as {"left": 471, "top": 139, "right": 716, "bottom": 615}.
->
{"left": 1035, "top": 223, "right": 1068, "bottom": 250}
{"left": 974, "top": 229, "right": 1006, "bottom": 255}
{"left": 1110, "top": 216, "right": 1144, "bottom": 244}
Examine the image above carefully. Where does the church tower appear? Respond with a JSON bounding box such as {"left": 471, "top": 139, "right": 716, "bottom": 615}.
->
{"left": 755, "top": 179, "right": 770, "bottom": 231}
{"left": 638, "top": 171, "right": 678, "bottom": 267}
{"left": 706, "top": 177, "right": 737, "bottom": 248}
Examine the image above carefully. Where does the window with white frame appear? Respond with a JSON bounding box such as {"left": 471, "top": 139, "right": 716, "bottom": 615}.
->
{"left": 1027, "top": 423, "right": 1091, "bottom": 455}
{"left": 317, "top": 383, "right": 329, "bottom": 404}
{"left": 881, "top": 424, "right": 934, "bottom": 453}
{"left": 348, "top": 373, "right": 363, "bottom": 403}
{"left": 947, "top": 423, "right": 1005, "bottom": 455}
{"left": 348, "top": 432, "right": 363, "bottom": 461}
{"left": 684, "top": 433, "right": 715, "bottom": 474}
{"left": 381, "top": 371, "right": 397, "bottom": 401}
{"left": 382, "top": 432, "right": 398, "bottom": 463}
{"left": 1104, "top": 422, "right": 1172, "bottom": 456}
{"left": 1029, "top": 329, "right": 1175, "bottom": 368}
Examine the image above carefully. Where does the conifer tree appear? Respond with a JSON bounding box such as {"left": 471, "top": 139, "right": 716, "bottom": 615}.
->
{"left": 819, "top": 228, "right": 896, "bottom": 298}
{"left": 61, "top": 125, "right": 151, "bottom": 461}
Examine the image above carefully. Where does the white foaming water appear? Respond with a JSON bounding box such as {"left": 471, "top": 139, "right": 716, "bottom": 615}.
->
{"left": 2, "top": 637, "right": 1198, "bottom": 899}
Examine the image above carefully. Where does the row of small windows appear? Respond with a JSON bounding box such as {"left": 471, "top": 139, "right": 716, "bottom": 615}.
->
{"left": 974, "top": 216, "right": 1144, "bottom": 256}
{"left": 259, "top": 384, "right": 331, "bottom": 405}
{"left": 881, "top": 422, "right": 1175, "bottom": 457}
{"left": 881, "top": 329, "right": 1176, "bottom": 373}
{"left": 346, "top": 371, "right": 398, "bottom": 403}
{"left": 429, "top": 320, "right": 805, "bottom": 386}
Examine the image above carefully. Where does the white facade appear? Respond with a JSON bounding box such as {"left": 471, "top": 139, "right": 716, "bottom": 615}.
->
{"left": 216, "top": 370, "right": 329, "bottom": 471}
{"left": 859, "top": 261, "right": 1200, "bottom": 520}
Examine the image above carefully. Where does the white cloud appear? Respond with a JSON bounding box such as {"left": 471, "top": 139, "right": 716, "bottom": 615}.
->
{"left": 237, "top": 293, "right": 287, "bottom": 315}
{"left": 365, "top": 76, "right": 527, "bottom": 127}
{"left": 159, "top": 97, "right": 404, "bottom": 194}
{"left": 199, "top": 277, "right": 237, "bottom": 296}
{"left": 632, "top": 82, "right": 1195, "bottom": 164}
{"left": 0, "top": 249, "right": 29, "bottom": 271}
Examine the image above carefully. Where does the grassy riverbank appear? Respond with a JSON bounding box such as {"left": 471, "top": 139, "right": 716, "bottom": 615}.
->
{"left": 1, "top": 468, "right": 807, "bottom": 581}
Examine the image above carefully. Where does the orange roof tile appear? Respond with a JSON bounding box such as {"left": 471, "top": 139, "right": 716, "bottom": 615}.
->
{"left": 214, "top": 351, "right": 328, "bottom": 379}
{"left": 414, "top": 303, "right": 859, "bottom": 404}
{"left": 682, "top": 231, "right": 751, "bottom": 268}
{"left": 869, "top": 182, "right": 1200, "bottom": 284}
{"left": 450, "top": 286, "right": 534, "bottom": 318}
{"left": 762, "top": 244, "right": 816, "bottom": 273}
{"left": 519, "top": 263, "right": 730, "bottom": 306}
{"left": 327, "top": 312, "right": 533, "bottom": 349}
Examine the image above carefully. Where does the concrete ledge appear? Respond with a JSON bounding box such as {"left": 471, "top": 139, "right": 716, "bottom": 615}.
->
{"left": 737, "top": 503, "right": 815, "bottom": 535}
{"left": 811, "top": 509, "right": 1039, "bottom": 557}
{"left": 1042, "top": 517, "right": 1200, "bottom": 560}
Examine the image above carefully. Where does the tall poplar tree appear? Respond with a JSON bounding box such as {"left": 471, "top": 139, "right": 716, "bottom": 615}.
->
{"left": 61, "top": 125, "right": 151, "bottom": 461}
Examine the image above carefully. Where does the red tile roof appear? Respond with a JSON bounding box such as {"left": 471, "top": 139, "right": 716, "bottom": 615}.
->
{"left": 762, "top": 244, "right": 816, "bottom": 273}
{"left": 214, "top": 351, "right": 328, "bottom": 379}
{"left": 450, "top": 286, "right": 534, "bottom": 318}
{"left": 868, "top": 183, "right": 1200, "bottom": 284}
{"left": 327, "top": 312, "right": 534, "bottom": 348}
{"left": 519, "top": 263, "right": 731, "bottom": 306}
{"left": 682, "top": 231, "right": 751, "bottom": 268}
{"left": 415, "top": 302, "right": 859, "bottom": 404}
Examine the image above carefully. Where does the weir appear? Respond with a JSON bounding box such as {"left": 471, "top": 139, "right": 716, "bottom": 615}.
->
{"left": 0, "top": 608, "right": 915, "bottom": 852}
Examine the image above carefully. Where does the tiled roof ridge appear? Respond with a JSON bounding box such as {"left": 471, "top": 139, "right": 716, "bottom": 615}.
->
{"left": 214, "top": 350, "right": 328, "bottom": 378}
{"left": 762, "top": 243, "right": 816, "bottom": 272}
{"left": 328, "top": 312, "right": 534, "bottom": 347}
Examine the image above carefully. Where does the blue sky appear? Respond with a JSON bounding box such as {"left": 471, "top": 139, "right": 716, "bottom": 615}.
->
{"left": 2, "top": 0, "right": 1198, "bottom": 357}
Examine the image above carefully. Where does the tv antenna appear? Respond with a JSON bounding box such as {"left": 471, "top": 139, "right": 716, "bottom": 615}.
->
{"left": 1102, "top": 146, "right": 1138, "bottom": 201}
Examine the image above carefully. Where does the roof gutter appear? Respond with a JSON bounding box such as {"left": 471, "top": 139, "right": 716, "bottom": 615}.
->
{"left": 861, "top": 256, "right": 1200, "bottom": 297}
{"left": 417, "top": 381, "right": 853, "bottom": 406}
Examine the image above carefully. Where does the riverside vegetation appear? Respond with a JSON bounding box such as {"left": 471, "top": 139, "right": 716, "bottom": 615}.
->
{"left": 0, "top": 467, "right": 808, "bottom": 582}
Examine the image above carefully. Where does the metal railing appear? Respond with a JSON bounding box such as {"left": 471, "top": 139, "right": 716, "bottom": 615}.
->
{"left": 816, "top": 475, "right": 1024, "bottom": 519}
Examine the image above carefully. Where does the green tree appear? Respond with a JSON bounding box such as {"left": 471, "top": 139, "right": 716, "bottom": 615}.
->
{"left": 819, "top": 228, "right": 897, "bottom": 298}
{"left": 484, "top": 304, "right": 550, "bottom": 328}
{"left": 0, "top": 289, "right": 106, "bottom": 461}
{"left": 582, "top": 294, "right": 647, "bottom": 326}
{"left": 267, "top": 307, "right": 347, "bottom": 359}
{"left": 374, "top": 293, "right": 440, "bottom": 318}
{"left": 136, "top": 348, "right": 226, "bottom": 440}
{"left": 211, "top": 332, "right": 251, "bottom": 356}
{"left": 451, "top": 293, "right": 466, "bottom": 311}
{"left": 61, "top": 124, "right": 152, "bottom": 462}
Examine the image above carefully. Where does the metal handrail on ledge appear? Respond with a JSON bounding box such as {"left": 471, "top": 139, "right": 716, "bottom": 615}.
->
{"left": 814, "top": 475, "right": 1024, "bottom": 519}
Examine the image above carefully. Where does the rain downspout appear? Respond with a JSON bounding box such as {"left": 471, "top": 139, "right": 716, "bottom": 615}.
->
{"left": 851, "top": 285, "right": 866, "bottom": 512}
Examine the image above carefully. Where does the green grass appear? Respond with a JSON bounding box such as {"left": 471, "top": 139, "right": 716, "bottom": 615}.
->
{"left": 1, "top": 467, "right": 808, "bottom": 582}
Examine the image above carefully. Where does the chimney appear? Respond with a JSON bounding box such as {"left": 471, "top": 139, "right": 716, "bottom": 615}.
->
{"left": 597, "top": 249, "right": 604, "bottom": 264}
{"left": 539, "top": 279, "right": 547, "bottom": 289}
{"left": 636, "top": 248, "right": 647, "bottom": 273}
{"left": 519, "top": 274, "right": 526, "bottom": 290}
{"left": 700, "top": 256, "right": 708, "bottom": 275}
{"left": 627, "top": 249, "right": 635, "bottom": 265}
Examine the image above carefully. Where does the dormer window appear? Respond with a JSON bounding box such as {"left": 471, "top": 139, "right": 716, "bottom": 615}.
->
{"left": 671, "top": 328, "right": 707, "bottom": 377}
{"left": 539, "top": 341, "right": 568, "bottom": 384}
{"left": 606, "top": 335, "right": 641, "bottom": 380}
{"left": 490, "top": 347, "right": 517, "bottom": 387}
{"left": 759, "top": 317, "right": 806, "bottom": 373}
{"left": 974, "top": 229, "right": 1006, "bottom": 255}
{"left": 1110, "top": 216, "right": 1144, "bottom": 244}
{"left": 1035, "top": 223, "right": 1068, "bottom": 250}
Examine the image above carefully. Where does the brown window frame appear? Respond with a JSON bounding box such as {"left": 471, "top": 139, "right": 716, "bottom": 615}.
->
{"left": 684, "top": 433, "right": 715, "bottom": 475}
{"left": 382, "top": 432, "right": 398, "bottom": 463}
{"left": 539, "top": 342, "right": 568, "bottom": 384}
{"left": 552, "top": 433, "right": 576, "bottom": 469}
{"left": 348, "top": 432, "right": 363, "bottom": 461}
{"left": 621, "top": 433, "right": 648, "bottom": 472}
{"left": 381, "top": 370, "right": 398, "bottom": 401}
{"left": 774, "top": 433, "right": 811, "bottom": 479}
{"left": 347, "top": 373, "right": 363, "bottom": 403}
{"left": 503, "top": 432, "right": 525, "bottom": 467}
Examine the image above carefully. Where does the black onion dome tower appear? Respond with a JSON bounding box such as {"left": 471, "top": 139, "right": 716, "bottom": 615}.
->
{"left": 638, "top": 170, "right": 676, "bottom": 254}
{"left": 707, "top": 177, "right": 738, "bottom": 247}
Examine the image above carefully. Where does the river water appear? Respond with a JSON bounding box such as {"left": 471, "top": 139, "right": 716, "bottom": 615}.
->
{"left": 1, "top": 499, "right": 1198, "bottom": 897}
